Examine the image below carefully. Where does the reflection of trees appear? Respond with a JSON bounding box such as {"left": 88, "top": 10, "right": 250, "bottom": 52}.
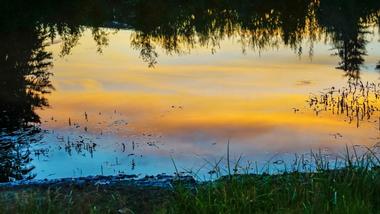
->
{"left": 126, "top": 0, "right": 318, "bottom": 66}
{"left": 45, "top": 25, "right": 113, "bottom": 57}
{"left": 0, "top": 130, "right": 42, "bottom": 182}
{"left": 317, "top": 0, "right": 380, "bottom": 81}
{"left": 0, "top": 0, "right": 120, "bottom": 182}
{"left": 0, "top": 26, "right": 53, "bottom": 181}
{"left": 2, "top": 0, "right": 376, "bottom": 71}
{"left": 124, "top": 0, "right": 378, "bottom": 71}
{"left": 130, "top": 34, "right": 159, "bottom": 68}
{"left": 0, "top": 0, "right": 119, "bottom": 182}
{"left": 0, "top": 29, "right": 53, "bottom": 128}
{"left": 334, "top": 34, "right": 367, "bottom": 81}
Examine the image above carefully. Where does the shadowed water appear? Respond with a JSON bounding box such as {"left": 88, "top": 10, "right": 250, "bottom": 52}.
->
{"left": 0, "top": 0, "right": 380, "bottom": 182}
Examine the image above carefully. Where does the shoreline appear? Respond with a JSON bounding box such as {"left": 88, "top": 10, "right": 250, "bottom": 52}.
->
{"left": 0, "top": 173, "right": 196, "bottom": 189}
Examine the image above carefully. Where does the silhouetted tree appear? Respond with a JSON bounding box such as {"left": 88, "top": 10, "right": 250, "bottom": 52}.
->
{"left": 0, "top": 2, "right": 53, "bottom": 182}
{"left": 317, "top": 0, "right": 380, "bottom": 80}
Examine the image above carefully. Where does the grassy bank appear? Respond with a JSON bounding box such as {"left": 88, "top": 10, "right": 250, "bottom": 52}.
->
{"left": 0, "top": 183, "right": 171, "bottom": 213}
{"left": 165, "top": 168, "right": 380, "bottom": 214}
{"left": 1, "top": 148, "right": 380, "bottom": 213}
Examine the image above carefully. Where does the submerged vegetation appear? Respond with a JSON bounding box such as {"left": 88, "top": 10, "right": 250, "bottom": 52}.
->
{"left": 1, "top": 146, "right": 380, "bottom": 213}
{"left": 307, "top": 81, "right": 380, "bottom": 128}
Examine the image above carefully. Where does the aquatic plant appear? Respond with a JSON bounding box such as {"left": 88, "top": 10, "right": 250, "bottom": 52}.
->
{"left": 307, "top": 81, "right": 380, "bottom": 128}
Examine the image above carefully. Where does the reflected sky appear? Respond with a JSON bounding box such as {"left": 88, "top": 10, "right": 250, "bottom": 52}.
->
{"left": 29, "top": 29, "right": 380, "bottom": 179}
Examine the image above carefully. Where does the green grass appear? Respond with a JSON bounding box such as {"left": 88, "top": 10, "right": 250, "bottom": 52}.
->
{"left": 160, "top": 145, "right": 380, "bottom": 214}
{"left": 162, "top": 168, "right": 380, "bottom": 214}
{"left": 0, "top": 184, "right": 171, "bottom": 214}
{"left": 1, "top": 146, "right": 380, "bottom": 214}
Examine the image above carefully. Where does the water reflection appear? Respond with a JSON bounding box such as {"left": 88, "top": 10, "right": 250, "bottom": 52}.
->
{"left": 0, "top": 0, "right": 379, "bottom": 181}
{"left": 0, "top": 25, "right": 52, "bottom": 181}
{"left": 127, "top": 0, "right": 318, "bottom": 67}
{"left": 307, "top": 81, "right": 380, "bottom": 128}
{"left": 317, "top": 0, "right": 379, "bottom": 80}
{"left": 2, "top": 0, "right": 377, "bottom": 71}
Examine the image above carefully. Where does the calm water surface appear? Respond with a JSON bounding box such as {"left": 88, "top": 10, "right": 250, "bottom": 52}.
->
{"left": 1, "top": 0, "right": 380, "bottom": 181}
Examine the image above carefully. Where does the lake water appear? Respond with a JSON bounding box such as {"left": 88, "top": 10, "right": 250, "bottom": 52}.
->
{"left": 1, "top": 0, "right": 380, "bottom": 181}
